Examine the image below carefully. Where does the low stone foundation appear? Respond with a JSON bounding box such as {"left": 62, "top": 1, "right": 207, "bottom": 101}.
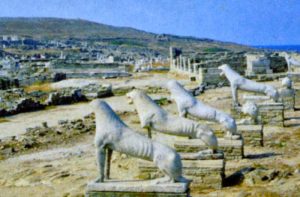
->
{"left": 86, "top": 180, "right": 190, "bottom": 197}
{"left": 209, "top": 124, "right": 263, "bottom": 147}
{"left": 280, "top": 89, "right": 295, "bottom": 110}
{"left": 257, "top": 103, "right": 284, "bottom": 126}
{"left": 295, "top": 88, "right": 300, "bottom": 109}
{"left": 137, "top": 159, "right": 225, "bottom": 190}
{"left": 287, "top": 72, "right": 300, "bottom": 82}
{"left": 237, "top": 125, "right": 263, "bottom": 146}
{"left": 174, "top": 139, "right": 244, "bottom": 160}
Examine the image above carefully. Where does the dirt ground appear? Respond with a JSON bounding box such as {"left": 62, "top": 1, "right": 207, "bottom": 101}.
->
{"left": 0, "top": 73, "right": 300, "bottom": 197}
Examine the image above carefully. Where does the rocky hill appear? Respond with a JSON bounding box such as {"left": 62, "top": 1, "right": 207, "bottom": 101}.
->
{"left": 0, "top": 17, "right": 255, "bottom": 55}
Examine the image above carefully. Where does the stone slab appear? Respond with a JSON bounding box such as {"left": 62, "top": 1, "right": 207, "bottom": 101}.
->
{"left": 86, "top": 180, "right": 189, "bottom": 197}
{"left": 295, "top": 88, "right": 300, "bottom": 109}
{"left": 174, "top": 139, "right": 244, "bottom": 160}
{"left": 257, "top": 103, "right": 284, "bottom": 126}
{"left": 138, "top": 159, "right": 225, "bottom": 190}
{"left": 237, "top": 125, "right": 263, "bottom": 146}
{"left": 287, "top": 72, "right": 300, "bottom": 82}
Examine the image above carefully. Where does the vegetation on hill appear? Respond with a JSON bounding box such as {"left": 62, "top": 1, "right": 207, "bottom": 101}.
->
{"left": 0, "top": 17, "right": 255, "bottom": 55}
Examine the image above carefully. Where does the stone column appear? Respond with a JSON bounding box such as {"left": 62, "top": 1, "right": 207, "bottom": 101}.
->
{"left": 169, "top": 47, "right": 173, "bottom": 70}
{"left": 193, "top": 64, "right": 198, "bottom": 74}
{"left": 188, "top": 58, "right": 192, "bottom": 73}
{"left": 183, "top": 57, "right": 187, "bottom": 72}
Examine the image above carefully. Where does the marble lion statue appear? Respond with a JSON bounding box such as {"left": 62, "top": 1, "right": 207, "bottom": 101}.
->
{"left": 218, "top": 64, "right": 279, "bottom": 106}
{"left": 126, "top": 89, "right": 219, "bottom": 159}
{"left": 283, "top": 52, "right": 300, "bottom": 71}
{"left": 167, "top": 80, "right": 239, "bottom": 139}
{"left": 90, "top": 99, "right": 189, "bottom": 183}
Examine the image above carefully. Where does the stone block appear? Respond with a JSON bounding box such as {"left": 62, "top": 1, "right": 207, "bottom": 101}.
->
{"left": 137, "top": 159, "right": 225, "bottom": 190}
{"left": 257, "top": 103, "right": 284, "bottom": 126}
{"left": 287, "top": 72, "right": 300, "bottom": 82}
{"left": 280, "top": 89, "right": 295, "bottom": 110}
{"left": 237, "top": 125, "right": 263, "bottom": 146}
{"left": 295, "top": 88, "right": 300, "bottom": 109}
{"left": 174, "top": 139, "right": 244, "bottom": 160}
{"left": 86, "top": 180, "right": 190, "bottom": 197}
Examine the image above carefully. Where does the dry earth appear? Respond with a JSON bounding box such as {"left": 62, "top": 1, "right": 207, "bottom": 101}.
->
{"left": 0, "top": 73, "right": 300, "bottom": 197}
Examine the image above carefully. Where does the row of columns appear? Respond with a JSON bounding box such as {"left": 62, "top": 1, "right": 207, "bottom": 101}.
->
{"left": 170, "top": 55, "right": 201, "bottom": 75}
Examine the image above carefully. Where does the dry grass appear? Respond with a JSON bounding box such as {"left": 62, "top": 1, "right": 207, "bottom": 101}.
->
{"left": 151, "top": 62, "right": 169, "bottom": 67}
{"left": 24, "top": 82, "right": 53, "bottom": 93}
{"left": 0, "top": 118, "right": 10, "bottom": 123}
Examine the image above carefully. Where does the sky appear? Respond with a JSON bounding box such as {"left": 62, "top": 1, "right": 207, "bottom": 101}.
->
{"left": 0, "top": 0, "right": 299, "bottom": 46}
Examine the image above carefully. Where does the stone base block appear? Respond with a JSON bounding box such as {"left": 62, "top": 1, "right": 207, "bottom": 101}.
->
{"left": 86, "top": 180, "right": 189, "bottom": 197}
{"left": 280, "top": 89, "right": 295, "bottom": 110}
{"left": 295, "top": 88, "right": 300, "bottom": 109}
{"left": 206, "top": 124, "right": 263, "bottom": 147}
{"left": 237, "top": 125, "right": 263, "bottom": 146}
{"left": 174, "top": 139, "right": 244, "bottom": 160}
{"left": 287, "top": 72, "right": 300, "bottom": 82}
{"left": 137, "top": 160, "right": 225, "bottom": 190}
{"left": 257, "top": 103, "right": 284, "bottom": 126}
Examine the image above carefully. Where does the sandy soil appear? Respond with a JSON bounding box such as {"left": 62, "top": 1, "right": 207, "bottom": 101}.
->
{"left": 1, "top": 73, "right": 300, "bottom": 197}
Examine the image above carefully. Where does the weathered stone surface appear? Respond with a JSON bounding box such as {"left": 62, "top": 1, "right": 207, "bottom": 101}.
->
{"left": 287, "top": 73, "right": 300, "bottom": 82}
{"left": 280, "top": 89, "right": 295, "bottom": 110}
{"left": 86, "top": 180, "right": 189, "bottom": 197}
{"left": 138, "top": 159, "right": 225, "bottom": 190}
{"left": 230, "top": 106, "right": 257, "bottom": 125}
{"left": 127, "top": 89, "right": 218, "bottom": 155}
{"left": 295, "top": 88, "right": 300, "bottom": 109}
{"left": 46, "top": 89, "right": 87, "bottom": 105}
{"left": 167, "top": 80, "right": 238, "bottom": 137}
{"left": 257, "top": 103, "right": 284, "bottom": 126}
{"left": 245, "top": 54, "right": 272, "bottom": 77}
{"left": 237, "top": 125, "right": 263, "bottom": 146}
{"left": 174, "top": 139, "right": 244, "bottom": 160}
{"left": 91, "top": 100, "right": 188, "bottom": 184}
{"left": 212, "top": 123, "right": 263, "bottom": 147}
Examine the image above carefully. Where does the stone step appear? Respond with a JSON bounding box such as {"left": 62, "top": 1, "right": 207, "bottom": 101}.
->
{"left": 86, "top": 180, "right": 189, "bottom": 197}
{"left": 174, "top": 138, "right": 244, "bottom": 160}
{"left": 137, "top": 159, "right": 225, "bottom": 190}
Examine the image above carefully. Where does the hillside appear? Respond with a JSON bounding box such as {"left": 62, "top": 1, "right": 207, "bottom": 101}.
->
{"left": 0, "top": 17, "right": 255, "bottom": 55}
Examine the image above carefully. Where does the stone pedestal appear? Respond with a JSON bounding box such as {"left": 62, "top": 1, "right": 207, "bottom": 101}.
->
{"left": 174, "top": 139, "right": 244, "bottom": 160}
{"left": 237, "top": 125, "right": 263, "bottom": 146}
{"left": 86, "top": 180, "right": 189, "bottom": 197}
{"left": 138, "top": 160, "right": 225, "bottom": 190}
{"left": 207, "top": 123, "right": 263, "bottom": 147}
{"left": 257, "top": 103, "right": 284, "bottom": 126}
{"left": 287, "top": 72, "right": 300, "bottom": 82}
{"left": 280, "top": 89, "right": 295, "bottom": 110}
{"left": 294, "top": 88, "right": 300, "bottom": 109}
{"left": 239, "top": 95, "right": 284, "bottom": 126}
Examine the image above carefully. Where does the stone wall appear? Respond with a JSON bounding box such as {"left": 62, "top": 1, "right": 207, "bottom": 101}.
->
{"left": 245, "top": 54, "right": 272, "bottom": 77}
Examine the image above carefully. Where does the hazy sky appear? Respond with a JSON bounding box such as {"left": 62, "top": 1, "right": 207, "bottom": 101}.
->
{"left": 0, "top": 0, "right": 299, "bottom": 45}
